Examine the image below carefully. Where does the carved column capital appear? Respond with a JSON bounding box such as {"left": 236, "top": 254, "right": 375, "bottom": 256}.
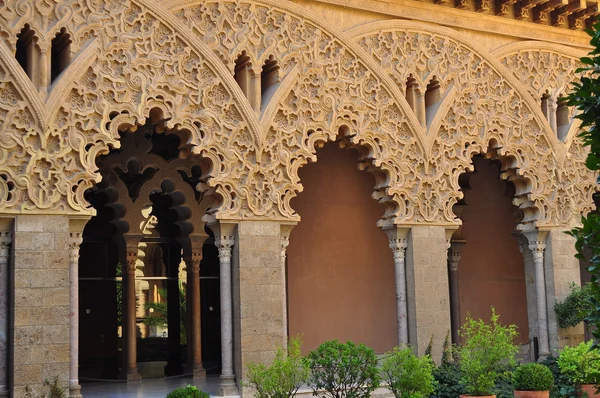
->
{"left": 448, "top": 241, "right": 465, "bottom": 273}
{"left": 0, "top": 231, "right": 12, "bottom": 260}
{"left": 69, "top": 232, "right": 83, "bottom": 264}
{"left": 523, "top": 230, "right": 549, "bottom": 262}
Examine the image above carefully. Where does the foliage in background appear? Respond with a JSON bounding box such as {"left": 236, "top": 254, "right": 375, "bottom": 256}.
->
{"left": 513, "top": 363, "right": 554, "bottom": 391}
{"left": 380, "top": 346, "right": 436, "bottom": 398}
{"left": 459, "top": 309, "right": 519, "bottom": 396}
{"left": 307, "top": 340, "right": 380, "bottom": 398}
{"left": 142, "top": 285, "right": 187, "bottom": 344}
{"left": 25, "top": 377, "right": 66, "bottom": 398}
{"left": 246, "top": 336, "right": 309, "bottom": 398}
{"left": 557, "top": 341, "right": 600, "bottom": 385}
{"left": 541, "top": 356, "right": 578, "bottom": 398}
{"left": 425, "top": 335, "right": 434, "bottom": 358}
{"left": 554, "top": 283, "right": 594, "bottom": 329}
{"left": 165, "top": 385, "right": 209, "bottom": 398}
{"left": 567, "top": 19, "right": 600, "bottom": 347}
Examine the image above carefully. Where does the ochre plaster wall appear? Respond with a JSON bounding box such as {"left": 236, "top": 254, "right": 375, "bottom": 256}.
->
{"left": 287, "top": 143, "right": 396, "bottom": 354}
{"left": 458, "top": 157, "right": 530, "bottom": 343}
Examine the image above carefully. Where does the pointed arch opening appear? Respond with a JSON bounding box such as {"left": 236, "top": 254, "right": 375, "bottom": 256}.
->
{"left": 286, "top": 126, "right": 396, "bottom": 355}
{"left": 51, "top": 27, "right": 72, "bottom": 83}
{"left": 15, "top": 24, "right": 40, "bottom": 86}
{"left": 260, "top": 55, "right": 279, "bottom": 111}
{"left": 234, "top": 51, "right": 253, "bottom": 100}
{"left": 425, "top": 76, "right": 441, "bottom": 126}
{"left": 556, "top": 96, "right": 570, "bottom": 141}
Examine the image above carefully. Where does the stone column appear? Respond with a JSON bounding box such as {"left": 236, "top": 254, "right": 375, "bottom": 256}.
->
{"left": 280, "top": 224, "right": 295, "bottom": 347}
{"left": 165, "top": 244, "right": 182, "bottom": 376}
{"left": 405, "top": 225, "right": 453, "bottom": 358}
{"left": 448, "top": 241, "right": 465, "bottom": 345}
{"left": 0, "top": 221, "right": 12, "bottom": 398}
{"left": 544, "top": 229, "right": 582, "bottom": 351}
{"left": 524, "top": 230, "right": 550, "bottom": 359}
{"left": 39, "top": 48, "right": 49, "bottom": 97}
{"left": 185, "top": 238, "right": 206, "bottom": 380}
{"left": 120, "top": 237, "right": 141, "bottom": 381}
{"left": 212, "top": 222, "right": 237, "bottom": 396}
{"left": 384, "top": 227, "right": 410, "bottom": 345}
{"left": 68, "top": 227, "right": 83, "bottom": 398}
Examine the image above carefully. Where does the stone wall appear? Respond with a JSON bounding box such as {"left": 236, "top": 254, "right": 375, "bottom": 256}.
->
{"left": 11, "top": 215, "right": 70, "bottom": 397}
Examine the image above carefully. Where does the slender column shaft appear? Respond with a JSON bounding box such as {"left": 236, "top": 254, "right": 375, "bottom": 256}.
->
{"left": 0, "top": 231, "right": 11, "bottom": 397}
{"left": 68, "top": 233, "right": 83, "bottom": 397}
{"left": 216, "top": 236, "right": 236, "bottom": 393}
{"left": 122, "top": 245, "right": 141, "bottom": 381}
{"left": 530, "top": 243, "right": 550, "bottom": 358}
{"left": 186, "top": 249, "right": 204, "bottom": 379}
{"left": 448, "top": 249, "right": 461, "bottom": 344}
{"left": 280, "top": 235, "right": 290, "bottom": 345}
{"left": 389, "top": 237, "right": 408, "bottom": 345}
{"left": 165, "top": 245, "right": 182, "bottom": 376}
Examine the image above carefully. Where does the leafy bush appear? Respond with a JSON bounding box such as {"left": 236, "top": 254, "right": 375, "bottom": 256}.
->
{"left": 165, "top": 385, "right": 209, "bottom": 398}
{"left": 25, "top": 377, "right": 66, "bottom": 398}
{"left": 246, "top": 336, "right": 309, "bottom": 398}
{"left": 554, "top": 283, "right": 594, "bottom": 329}
{"left": 459, "top": 309, "right": 519, "bottom": 396}
{"left": 380, "top": 346, "right": 435, "bottom": 398}
{"left": 540, "top": 356, "right": 578, "bottom": 398}
{"left": 433, "top": 361, "right": 464, "bottom": 398}
{"left": 307, "top": 340, "right": 380, "bottom": 398}
{"left": 557, "top": 341, "right": 600, "bottom": 385}
{"left": 513, "top": 363, "right": 554, "bottom": 391}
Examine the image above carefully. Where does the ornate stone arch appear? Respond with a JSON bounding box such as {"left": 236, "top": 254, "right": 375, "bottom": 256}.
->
{"left": 0, "top": 0, "right": 264, "bottom": 219}
{"left": 347, "top": 20, "right": 595, "bottom": 229}
{"left": 169, "top": 0, "right": 429, "bottom": 226}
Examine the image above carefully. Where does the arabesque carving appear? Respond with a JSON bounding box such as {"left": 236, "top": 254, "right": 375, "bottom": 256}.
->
{"left": 0, "top": 0, "right": 595, "bottom": 228}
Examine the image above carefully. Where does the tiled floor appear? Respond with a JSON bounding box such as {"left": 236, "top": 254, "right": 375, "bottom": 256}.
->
{"left": 81, "top": 375, "right": 228, "bottom": 398}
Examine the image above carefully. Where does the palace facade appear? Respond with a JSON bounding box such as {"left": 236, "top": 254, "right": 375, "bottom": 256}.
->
{"left": 0, "top": 0, "right": 597, "bottom": 396}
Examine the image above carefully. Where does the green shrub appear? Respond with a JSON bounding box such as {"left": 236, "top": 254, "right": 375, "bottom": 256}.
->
{"left": 433, "top": 361, "right": 465, "bottom": 398}
{"left": 246, "top": 336, "right": 309, "bottom": 398}
{"left": 25, "top": 377, "right": 66, "bottom": 398}
{"left": 554, "top": 283, "right": 594, "bottom": 330}
{"left": 540, "top": 356, "right": 578, "bottom": 398}
{"left": 557, "top": 340, "right": 600, "bottom": 385}
{"left": 459, "top": 308, "right": 519, "bottom": 396}
{"left": 513, "top": 363, "right": 554, "bottom": 391}
{"left": 307, "top": 340, "right": 380, "bottom": 398}
{"left": 380, "top": 346, "right": 435, "bottom": 398}
{"left": 165, "top": 385, "right": 209, "bottom": 398}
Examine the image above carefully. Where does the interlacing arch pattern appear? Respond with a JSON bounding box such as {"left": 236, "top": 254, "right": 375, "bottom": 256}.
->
{"left": 0, "top": 0, "right": 595, "bottom": 228}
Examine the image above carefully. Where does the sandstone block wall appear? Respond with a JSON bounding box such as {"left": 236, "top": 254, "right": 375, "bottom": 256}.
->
{"left": 232, "top": 221, "right": 285, "bottom": 393}
{"left": 11, "top": 215, "right": 70, "bottom": 397}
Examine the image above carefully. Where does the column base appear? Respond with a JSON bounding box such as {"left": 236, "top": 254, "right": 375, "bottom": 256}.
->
{"left": 217, "top": 375, "right": 239, "bottom": 396}
{"left": 69, "top": 382, "right": 82, "bottom": 398}
{"left": 120, "top": 368, "right": 141, "bottom": 382}
{"left": 189, "top": 365, "right": 206, "bottom": 381}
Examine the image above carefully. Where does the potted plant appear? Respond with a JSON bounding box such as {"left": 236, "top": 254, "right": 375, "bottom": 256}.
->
{"left": 459, "top": 308, "right": 519, "bottom": 398}
{"left": 380, "top": 345, "right": 436, "bottom": 398}
{"left": 512, "top": 363, "right": 554, "bottom": 398}
{"left": 557, "top": 341, "right": 600, "bottom": 397}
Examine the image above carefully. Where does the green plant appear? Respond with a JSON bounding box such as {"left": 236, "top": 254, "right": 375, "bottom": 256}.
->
{"left": 459, "top": 308, "right": 519, "bottom": 396}
{"left": 433, "top": 361, "right": 464, "bottom": 398}
{"left": 555, "top": 283, "right": 594, "bottom": 329}
{"left": 567, "top": 20, "right": 600, "bottom": 347}
{"left": 142, "top": 285, "right": 187, "bottom": 344}
{"left": 425, "top": 335, "right": 434, "bottom": 358}
{"left": 380, "top": 346, "right": 436, "bottom": 398}
{"left": 25, "top": 377, "right": 66, "bottom": 398}
{"left": 513, "top": 363, "right": 554, "bottom": 391}
{"left": 540, "top": 356, "right": 578, "bottom": 398}
{"left": 557, "top": 341, "right": 600, "bottom": 385}
{"left": 165, "top": 385, "right": 209, "bottom": 398}
{"left": 307, "top": 340, "right": 380, "bottom": 398}
{"left": 246, "top": 336, "right": 309, "bottom": 398}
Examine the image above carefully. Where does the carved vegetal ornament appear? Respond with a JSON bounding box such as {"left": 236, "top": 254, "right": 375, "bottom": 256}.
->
{"left": 0, "top": 0, "right": 594, "bottom": 230}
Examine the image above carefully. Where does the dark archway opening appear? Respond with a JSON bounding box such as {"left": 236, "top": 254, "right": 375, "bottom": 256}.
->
{"left": 79, "top": 115, "right": 221, "bottom": 381}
